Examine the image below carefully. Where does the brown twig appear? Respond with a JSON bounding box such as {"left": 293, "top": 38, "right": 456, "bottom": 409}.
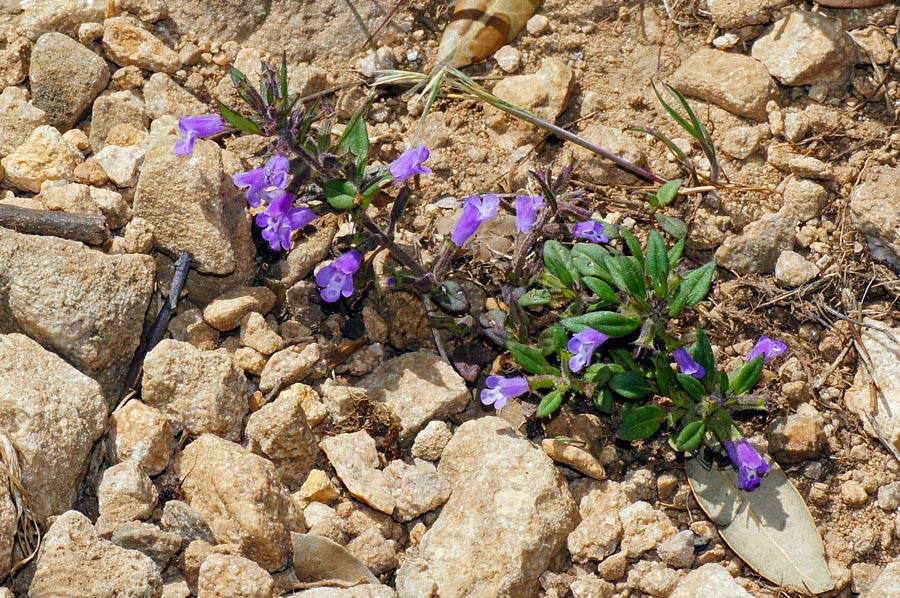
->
{"left": 0, "top": 204, "right": 110, "bottom": 245}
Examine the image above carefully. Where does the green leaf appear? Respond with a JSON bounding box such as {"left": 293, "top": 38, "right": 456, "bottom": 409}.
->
{"left": 619, "top": 404, "right": 665, "bottom": 440}
{"left": 538, "top": 324, "right": 570, "bottom": 355}
{"left": 323, "top": 179, "right": 358, "bottom": 211}
{"left": 656, "top": 178, "right": 682, "bottom": 207}
{"left": 671, "top": 421, "right": 705, "bottom": 452}
{"left": 620, "top": 228, "right": 644, "bottom": 267}
{"left": 337, "top": 109, "right": 370, "bottom": 160}
{"left": 216, "top": 102, "right": 260, "bottom": 134}
{"left": 693, "top": 330, "right": 715, "bottom": 385}
{"left": 279, "top": 52, "right": 289, "bottom": 101}
{"left": 593, "top": 387, "right": 613, "bottom": 414}
{"left": 572, "top": 245, "right": 612, "bottom": 281}
{"left": 583, "top": 363, "right": 613, "bottom": 386}
{"left": 686, "top": 454, "right": 834, "bottom": 594}
{"left": 610, "top": 372, "right": 656, "bottom": 399}
{"left": 582, "top": 277, "right": 619, "bottom": 305}
{"left": 560, "top": 312, "right": 641, "bottom": 338}
{"left": 729, "top": 356, "right": 764, "bottom": 395}
{"left": 543, "top": 240, "right": 579, "bottom": 288}
{"left": 656, "top": 213, "right": 688, "bottom": 240}
{"left": 536, "top": 390, "right": 564, "bottom": 418}
{"left": 508, "top": 341, "right": 558, "bottom": 376}
{"left": 519, "top": 289, "right": 551, "bottom": 307}
{"left": 645, "top": 230, "right": 669, "bottom": 298}
{"left": 655, "top": 358, "right": 676, "bottom": 395}
{"left": 676, "top": 373, "right": 706, "bottom": 399}
{"left": 669, "top": 261, "right": 716, "bottom": 316}
{"left": 667, "top": 238, "right": 685, "bottom": 265}
{"left": 605, "top": 255, "right": 646, "bottom": 296}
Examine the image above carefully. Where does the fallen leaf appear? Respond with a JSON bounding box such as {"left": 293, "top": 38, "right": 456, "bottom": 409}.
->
{"left": 686, "top": 452, "right": 834, "bottom": 595}
{"left": 437, "top": 0, "right": 542, "bottom": 69}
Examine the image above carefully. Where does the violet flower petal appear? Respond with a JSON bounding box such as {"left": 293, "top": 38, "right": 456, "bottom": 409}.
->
{"left": 724, "top": 438, "right": 770, "bottom": 491}
{"left": 255, "top": 192, "right": 314, "bottom": 252}
{"left": 567, "top": 328, "right": 609, "bottom": 373}
{"left": 233, "top": 154, "right": 291, "bottom": 207}
{"left": 175, "top": 114, "right": 227, "bottom": 157}
{"left": 745, "top": 336, "right": 788, "bottom": 363}
{"left": 316, "top": 250, "right": 363, "bottom": 303}
{"left": 573, "top": 221, "right": 609, "bottom": 244}
{"left": 515, "top": 194, "right": 545, "bottom": 234}
{"left": 480, "top": 375, "right": 530, "bottom": 410}
{"left": 451, "top": 193, "right": 500, "bottom": 247}
{"left": 390, "top": 145, "right": 432, "bottom": 182}
{"left": 673, "top": 348, "right": 706, "bottom": 379}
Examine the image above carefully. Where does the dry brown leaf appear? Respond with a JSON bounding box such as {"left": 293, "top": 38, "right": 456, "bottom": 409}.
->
{"left": 437, "top": 0, "right": 542, "bottom": 69}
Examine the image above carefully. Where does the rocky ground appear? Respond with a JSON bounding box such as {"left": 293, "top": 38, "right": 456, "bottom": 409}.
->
{"left": 0, "top": 0, "right": 900, "bottom": 597}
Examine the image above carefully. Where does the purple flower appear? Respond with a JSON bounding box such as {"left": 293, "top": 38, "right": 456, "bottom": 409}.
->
{"left": 175, "top": 114, "right": 228, "bottom": 157}
{"left": 567, "top": 328, "right": 609, "bottom": 373}
{"left": 233, "top": 154, "right": 290, "bottom": 208}
{"left": 255, "top": 192, "right": 316, "bottom": 252}
{"left": 451, "top": 193, "right": 500, "bottom": 247}
{"left": 745, "top": 336, "right": 787, "bottom": 363}
{"left": 316, "top": 250, "right": 363, "bottom": 303}
{"left": 390, "top": 144, "right": 432, "bottom": 182}
{"left": 480, "top": 375, "right": 530, "bottom": 410}
{"left": 674, "top": 348, "right": 705, "bottom": 379}
{"left": 515, "top": 194, "right": 545, "bottom": 234}
{"left": 724, "top": 438, "right": 770, "bottom": 491}
{"left": 573, "top": 221, "right": 609, "bottom": 244}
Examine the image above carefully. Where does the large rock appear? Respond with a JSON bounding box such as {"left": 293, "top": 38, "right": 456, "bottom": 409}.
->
{"left": 141, "top": 340, "right": 248, "bottom": 441}
{"left": 102, "top": 17, "right": 180, "bottom": 74}
{"left": 29, "top": 32, "right": 109, "bottom": 130}
{"left": 0, "top": 334, "right": 107, "bottom": 521}
{"left": 846, "top": 321, "right": 900, "bottom": 453}
{"left": 29, "top": 511, "right": 162, "bottom": 598}
{"left": 485, "top": 57, "right": 575, "bottom": 151}
{"left": 133, "top": 132, "right": 237, "bottom": 275}
{"left": 19, "top": 1, "right": 106, "bottom": 38}
{"left": 89, "top": 90, "right": 147, "bottom": 153}
{"left": 395, "top": 417, "right": 578, "bottom": 597}
{"left": 0, "top": 228, "right": 154, "bottom": 387}
{"left": 0, "top": 87, "right": 48, "bottom": 158}
{"left": 752, "top": 11, "right": 855, "bottom": 89}
{"left": 849, "top": 166, "right": 900, "bottom": 270}
{"left": 166, "top": 0, "right": 270, "bottom": 43}
{"left": 144, "top": 72, "right": 208, "bottom": 120}
{"left": 359, "top": 352, "right": 469, "bottom": 441}
{"left": 178, "top": 435, "right": 295, "bottom": 572}
{"left": 109, "top": 400, "right": 175, "bottom": 475}
{"left": 1, "top": 124, "right": 84, "bottom": 193}
{"left": 670, "top": 49, "right": 777, "bottom": 121}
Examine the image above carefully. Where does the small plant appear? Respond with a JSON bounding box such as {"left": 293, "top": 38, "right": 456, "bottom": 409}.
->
{"left": 175, "top": 57, "right": 785, "bottom": 492}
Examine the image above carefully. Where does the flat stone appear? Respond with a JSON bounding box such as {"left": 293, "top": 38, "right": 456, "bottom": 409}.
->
{"left": 395, "top": 417, "right": 578, "bottom": 597}
{"left": 142, "top": 340, "right": 248, "bottom": 441}
{"left": 670, "top": 563, "right": 753, "bottom": 598}
{"left": 110, "top": 521, "right": 182, "bottom": 569}
{"left": 98, "top": 460, "right": 159, "bottom": 524}
{"left": 1, "top": 125, "right": 84, "bottom": 193}
{"left": 568, "top": 481, "right": 628, "bottom": 563}
{"left": 29, "top": 32, "right": 109, "bottom": 130}
{"left": 133, "top": 132, "right": 236, "bottom": 274}
{"left": 383, "top": 459, "right": 451, "bottom": 522}
{"left": 775, "top": 251, "right": 820, "bottom": 288}
{"left": 197, "top": 553, "right": 274, "bottom": 598}
{"left": 752, "top": 11, "right": 855, "bottom": 88}
{"left": 715, "top": 208, "right": 797, "bottom": 274}
{"left": 846, "top": 321, "right": 900, "bottom": 453}
{"left": 0, "top": 87, "right": 48, "bottom": 158}
{"left": 320, "top": 431, "right": 395, "bottom": 515}
{"left": 102, "top": 16, "right": 180, "bottom": 74}
{"left": 245, "top": 391, "right": 321, "bottom": 488}
{"left": 670, "top": 49, "right": 777, "bottom": 120}
{"left": 89, "top": 90, "right": 147, "bottom": 153}
{"left": 0, "top": 229, "right": 154, "bottom": 389}
{"left": 485, "top": 57, "right": 574, "bottom": 151}
{"left": 849, "top": 166, "right": 900, "bottom": 270}
{"left": 542, "top": 438, "right": 606, "bottom": 480}
{"left": 0, "top": 334, "right": 106, "bottom": 522}
{"left": 258, "top": 343, "right": 321, "bottom": 393}
{"left": 29, "top": 511, "right": 162, "bottom": 597}
{"left": 179, "top": 434, "right": 295, "bottom": 572}
{"left": 359, "top": 352, "right": 469, "bottom": 441}
{"left": 203, "top": 286, "right": 276, "bottom": 331}
{"left": 144, "top": 72, "right": 209, "bottom": 120}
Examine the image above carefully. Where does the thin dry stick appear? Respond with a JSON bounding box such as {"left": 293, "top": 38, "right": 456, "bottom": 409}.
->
{"left": 0, "top": 204, "right": 110, "bottom": 245}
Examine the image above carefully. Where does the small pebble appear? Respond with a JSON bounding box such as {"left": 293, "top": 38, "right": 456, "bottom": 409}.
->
{"left": 526, "top": 14, "right": 550, "bottom": 36}
{"left": 841, "top": 480, "right": 869, "bottom": 508}
{"left": 493, "top": 45, "right": 521, "bottom": 73}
